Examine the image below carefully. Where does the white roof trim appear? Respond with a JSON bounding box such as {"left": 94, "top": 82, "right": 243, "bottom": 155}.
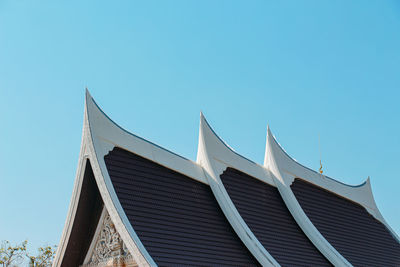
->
{"left": 264, "top": 126, "right": 353, "bottom": 266}
{"left": 264, "top": 126, "right": 375, "bottom": 214}
{"left": 54, "top": 91, "right": 157, "bottom": 267}
{"left": 196, "top": 113, "right": 275, "bottom": 186}
{"left": 53, "top": 123, "right": 90, "bottom": 267}
{"left": 85, "top": 91, "right": 207, "bottom": 185}
{"left": 196, "top": 113, "right": 280, "bottom": 267}
{"left": 56, "top": 91, "right": 398, "bottom": 267}
{"left": 84, "top": 90, "right": 163, "bottom": 266}
{"left": 264, "top": 126, "right": 400, "bottom": 243}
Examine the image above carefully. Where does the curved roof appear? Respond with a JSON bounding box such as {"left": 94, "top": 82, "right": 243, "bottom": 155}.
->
{"left": 291, "top": 178, "right": 400, "bottom": 266}
{"left": 220, "top": 167, "right": 331, "bottom": 266}
{"left": 264, "top": 126, "right": 399, "bottom": 242}
{"left": 105, "top": 147, "right": 260, "bottom": 266}
{"left": 54, "top": 91, "right": 400, "bottom": 267}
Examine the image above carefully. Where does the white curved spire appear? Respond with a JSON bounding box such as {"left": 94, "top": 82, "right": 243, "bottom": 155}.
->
{"left": 57, "top": 90, "right": 209, "bottom": 267}
{"left": 264, "top": 126, "right": 399, "bottom": 242}
{"left": 265, "top": 126, "right": 376, "bottom": 212}
{"left": 54, "top": 90, "right": 156, "bottom": 267}
{"left": 263, "top": 126, "right": 353, "bottom": 266}
{"left": 197, "top": 112, "right": 274, "bottom": 185}
{"left": 85, "top": 89, "right": 207, "bottom": 184}
{"left": 86, "top": 90, "right": 158, "bottom": 266}
{"left": 196, "top": 113, "right": 280, "bottom": 267}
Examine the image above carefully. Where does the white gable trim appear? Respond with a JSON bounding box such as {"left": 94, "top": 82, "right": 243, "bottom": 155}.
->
{"left": 264, "top": 127, "right": 352, "bottom": 266}
{"left": 54, "top": 92, "right": 156, "bottom": 267}
{"left": 264, "top": 126, "right": 400, "bottom": 243}
{"left": 53, "top": 131, "right": 90, "bottom": 267}
{"left": 83, "top": 91, "right": 155, "bottom": 266}
{"left": 196, "top": 113, "right": 280, "bottom": 267}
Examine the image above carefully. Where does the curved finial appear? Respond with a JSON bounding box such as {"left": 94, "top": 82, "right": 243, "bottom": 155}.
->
{"left": 84, "top": 87, "right": 95, "bottom": 117}
{"left": 197, "top": 112, "right": 223, "bottom": 166}
{"left": 197, "top": 112, "right": 227, "bottom": 161}
{"left": 263, "top": 127, "right": 389, "bottom": 226}
{"left": 264, "top": 125, "right": 273, "bottom": 167}
{"left": 196, "top": 114, "right": 280, "bottom": 266}
{"left": 197, "top": 113, "right": 257, "bottom": 167}
{"left": 197, "top": 113, "right": 274, "bottom": 186}
{"left": 264, "top": 125, "right": 286, "bottom": 176}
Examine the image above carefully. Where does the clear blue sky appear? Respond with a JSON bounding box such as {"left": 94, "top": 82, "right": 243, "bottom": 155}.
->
{"left": 1, "top": 0, "right": 399, "bottom": 253}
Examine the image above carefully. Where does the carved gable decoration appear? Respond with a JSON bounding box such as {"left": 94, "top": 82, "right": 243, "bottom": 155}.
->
{"left": 82, "top": 209, "right": 133, "bottom": 267}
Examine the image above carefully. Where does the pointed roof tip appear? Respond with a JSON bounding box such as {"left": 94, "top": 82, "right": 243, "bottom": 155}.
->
{"left": 264, "top": 125, "right": 273, "bottom": 165}
{"left": 266, "top": 124, "right": 275, "bottom": 143}
{"left": 198, "top": 112, "right": 223, "bottom": 144}
{"left": 85, "top": 87, "right": 92, "bottom": 101}
{"left": 84, "top": 88, "right": 103, "bottom": 121}
{"left": 199, "top": 111, "right": 210, "bottom": 128}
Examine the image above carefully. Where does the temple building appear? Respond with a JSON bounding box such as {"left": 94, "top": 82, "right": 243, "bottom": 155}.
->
{"left": 54, "top": 91, "right": 400, "bottom": 267}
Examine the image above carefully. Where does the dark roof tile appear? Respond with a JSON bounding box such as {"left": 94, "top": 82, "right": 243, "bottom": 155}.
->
{"left": 292, "top": 178, "right": 400, "bottom": 267}
{"left": 221, "top": 168, "right": 331, "bottom": 267}
{"left": 105, "top": 147, "right": 261, "bottom": 267}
